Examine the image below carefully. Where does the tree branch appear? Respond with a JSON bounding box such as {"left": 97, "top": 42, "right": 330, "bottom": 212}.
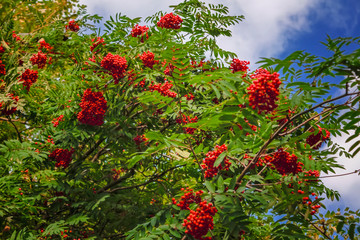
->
{"left": 107, "top": 165, "right": 184, "bottom": 193}
{"left": 236, "top": 91, "right": 360, "bottom": 185}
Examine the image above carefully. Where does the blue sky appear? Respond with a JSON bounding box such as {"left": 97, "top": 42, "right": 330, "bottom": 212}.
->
{"left": 79, "top": 0, "right": 360, "bottom": 210}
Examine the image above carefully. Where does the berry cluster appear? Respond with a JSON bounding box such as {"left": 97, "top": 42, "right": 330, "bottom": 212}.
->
{"left": 0, "top": 45, "right": 5, "bottom": 54}
{"left": 157, "top": 13, "right": 183, "bottom": 29}
{"left": 19, "top": 69, "right": 38, "bottom": 91}
{"left": 90, "top": 37, "right": 105, "bottom": 53}
{"left": 12, "top": 31, "right": 21, "bottom": 41}
{"left": 236, "top": 119, "right": 257, "bottom": 136}
{"left": 176, "top": 114, "right": 198, "bottom": 134}
{"left": 131, "top": 24, "right": 149, "bottom": 42}
{"left": 65, "top": 20, "right": 80, "bottom": 32}
{"left": 0, "top": 59, "right": 6, "bottom": 75}
{"left": 139, "top": 51, "right": 159, "bottom": 69}
{"left": 111, "top": 168, "right": 125, "bottom": 181}
{"left": 38, "top": 39, "right": 53, "bottom": 52}
{"left": 148, "top": 80, "right": 177, "bottom": 98}
{"left": 101, "top": 53, "right": 128, "bottom": 80}
{"left": 183, "top": 200, "right": 217, "bottom": 240}
{"left": 184, "top": 93, "right": 195, "bottom": 100}
{"left": 201, "top": 144, "right": 231, "bottom": 178}
{"left": 77, "top": 89, "right": 107, "bottom": 126}
{"left": 30, "top": 51, "right": 51, "bottom": 69}
{"left": 49, "top": 148, "right": 74, "bottom": 169}
{"left": 306, "top": 125, "right": 330, "bottom": 149}
{"left": 271, "top": 148, "right": 303, "bottom": 175}
{"left": 52, "top": 115, "right": 64, "bottom": 127}
{"left": 172, "top": 188, "right": 203, "bottom": 210}
{"left": 248, "top": 68, "right": 282, "bottom": 114}
{"left": 230, "top": 58, "right": 250, "bottom": 73}
{"left": 0, "top": 94, "right": 19, "bottom": 115}
{"left": 133, "top": 134, "right": 149, "bottom": 146}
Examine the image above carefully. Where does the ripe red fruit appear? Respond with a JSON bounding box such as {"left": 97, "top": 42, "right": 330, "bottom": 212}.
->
{"left": 230, "top": 58, "right": 250, "bottom": 73}
{"left": 157, "top": 13, "right": 183, "bottom": 29}
{"left": 306, "top": 125, "right": 330, "bottom": 149}
{"left": 101, "top": 53, "right": 127, "bottom": 81}
{"left": 77, "top": 89, "right": 107, "bottom": 126}
{"left": 148, "top": 80, "right": 177, "bottom": 98}
{"left": 131, "top": 24, "right": 149, "bottom": 42}
{"left": 0, "top": 93, "right": 19, "bottom": 115}
{"left": 271, "top": 148, "right": 303, "bottom": 175}
{"left": 90, "top": 37, "right": 105, "bottom": 53}
{"left": 201, "top": 144, "right": 231, "bottom": 178}
{"left": 65, "top": 20, "right": 80, "bottom": 32}
{"left": 49, "top": 148, "right": 75, "bottom": 169}
{"left": 19, "top": 69, "right": 38, "bottom": 91}
{"left": 248, "top": 68, "right": 282, "bottom": 114}
{"left": 30, "top": 51, "right": 49, "bottom": 69}
{"left": 139, "top": 51, "right": 159, "bottom": 69}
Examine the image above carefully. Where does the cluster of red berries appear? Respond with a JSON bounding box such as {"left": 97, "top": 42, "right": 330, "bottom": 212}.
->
{"left": 52, "top": 115, "right": 64, "bottom": 127}
{"left": 248, "top": 68, "right": 282, "bottom": 114}
{"left": 184, "top": 93, "right": 195, "bottom": 100}
{"left": 77, "top": 89, "right": 107, "bottom": 126}
{"left": 0, "top": 58, "right": 6, "bottom": 75}
{"left": 157, "top": 13, "right": 183, "bottom": 29}
{"left": 49, "top": 148, "right": 74, "bottom": 169}
{"left": 12, "top": 31, "right": 21, "bottom": 41}
{"left": 131, "top": 24, "right": 149, "bottom": 42}
{"left": 271, "top": 148, "right": 303, "bottom": 175}
{"left": 38, "top": 39, "right": 53, "bottom": 52}
{"left": 230, "top": 58, "right": 250, "bottom": 73}
{"left": 65, "top": 20, "right": 80, "bottom": 32}
{"left": 101, "top": 53, "right": 127, "bottom": 80}
{"left": 0, "top": 45, "right": 5, "bottom": 54}
{"left": 148, "top": 80, "right": 177, "bottom": 98}
{"left": 0, "top": 94, "right": 18, "bottom": 115}
{"left": 201, "top": 144, "right": 231, "bottom": 178}
{"left": 306, "top": 125, "right": 330, "bottom": 149}
{"left": 299, "top": 192, "right": 321, "bottom": 215}
{"left": 139, "top": 51, "right": 159, "bottom": 69}
{"left": 236, "top": 119, "right": 257, "bottom": 136}
{"left": 90, "top": 37, "right": 105, "bottom": 53}
{"left": 172, "top": 188, "right": 203, "bottom": 210}
{"left": 163, "top": 61, "right": 175, "bottom": 76}
{"left": 111, "top": 168, "right": 125, "bottom": 181}
{"left": 176, "top": 114, "right": 198, "bottom": 134}
{"left": 133, "top": 134, "right": 149, "bottom": 146}
{"left": 172, "top": 188, "right": 217, "bottom": 240}
{"left": 19, "top": 69, "right": 38, "bottom": 91}
{"left": 183, "top": 200, "right": 217, "bottom": 240}
{"left": 30, "top": 51, "right": 51, "bottom": 69}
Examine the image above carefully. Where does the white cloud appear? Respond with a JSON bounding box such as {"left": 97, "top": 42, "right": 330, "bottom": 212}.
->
{"left": 216, "top": 0, "right": 323, "bottom": 66}
{"left": 321, "top": 130, "right": 360, "bottom": 210}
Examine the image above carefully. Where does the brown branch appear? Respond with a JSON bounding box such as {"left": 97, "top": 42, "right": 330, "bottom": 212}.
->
{"left": 107, "top": 165, "right": 184, "bottom": 193}
{"left": 236, "top": 91, "right": 360, "bottom": 185}
{"left": 97, "top": 168, "right": 136, "bottom": 194}
{"left": 279, "top": 107, "right": 335, "bottom": 136}
{"left": 0, "top": 117, "right": 26, "bottom": 124}
{"left": 91, "top": 144, "right": 110, "bottom": 163}
{"left": 80, "top": 137, "right": 105, "bottom": 161}
{"left": 8, "top": 117, "right": 22, "bottom": 143}
{"left": 300, "top": 212, "right": 332, "bottom": 240}
{"left": 319, "top": 169, "right": 360, "bottom": 178}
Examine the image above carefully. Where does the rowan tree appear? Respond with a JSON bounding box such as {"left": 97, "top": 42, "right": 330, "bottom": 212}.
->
{"left": 1, "top": 0, "right": 360, "bottom": 239}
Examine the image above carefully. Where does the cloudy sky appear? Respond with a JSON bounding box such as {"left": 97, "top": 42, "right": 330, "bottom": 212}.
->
{"left": 78, "top": 0, "right": 360, "bottom": 209}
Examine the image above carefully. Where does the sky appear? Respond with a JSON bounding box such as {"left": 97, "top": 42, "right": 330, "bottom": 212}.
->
{"left": 78, "top": 0, "right": 360, "bottom": 210}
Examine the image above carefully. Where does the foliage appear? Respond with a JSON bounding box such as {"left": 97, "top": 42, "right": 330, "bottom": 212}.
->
{"left": 0, "top": 0, "right": 360, "bottom": 239}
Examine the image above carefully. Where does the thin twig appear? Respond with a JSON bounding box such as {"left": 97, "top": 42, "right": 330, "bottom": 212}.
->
{"left": 300, "top": 212, "right": 332, "bottom": 240}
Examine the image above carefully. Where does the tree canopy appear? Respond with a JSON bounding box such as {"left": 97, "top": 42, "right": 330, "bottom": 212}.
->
{"left": 0, "top": 0, "right": 360, "bottom": 239}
